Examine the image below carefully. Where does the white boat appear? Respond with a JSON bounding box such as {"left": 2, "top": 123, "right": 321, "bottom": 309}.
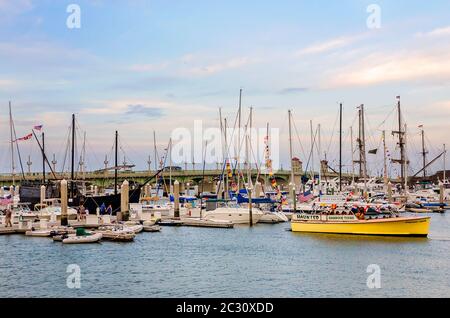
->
{"left": 259, "top": 211, "right": 289, "bottom": 223}
{"left": 35, "top": 199, "right": 78, "bottom": 220}
{"left": 62, "top": 233, "right": 102, "bottom": 244}
{"left": 203, "top": 201, "right": 264, "bottom": 225}
{"left": 95, "top": 224, "right": 136, "bottom": 241}
{"left": 123, "top": 221, "right": 144, "bottom": 233}
{"left": 143, "top": 223, "right": 161, "bottom": 232}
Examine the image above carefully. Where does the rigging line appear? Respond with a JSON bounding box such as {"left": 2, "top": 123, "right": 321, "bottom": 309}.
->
{"left": 325, "top": 108, "right": 340, "bottom": 157}
{"left": 291, "top": 117, "right": 307, "bottom": 161}
{"left": 376, "top": 104, "right": 396, "bottom": 129}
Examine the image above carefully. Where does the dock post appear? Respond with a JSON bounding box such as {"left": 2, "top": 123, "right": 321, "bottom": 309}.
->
{"left": 440, "top": 182, "right": 444, "bottom": 207}
{"left": 174, "top": 180, "right": 180, "bottom": 219}
{"left": 61, "top": 179, "right": 68, "bottom": 226}
{"left": 40, "top": 185, "right": 46, "bottom": 206}
{"left": 94, "top": 186, "right": 98, "bottom": 196}
{"left": 121, "top": 180, "right": 129, "bottom": 221}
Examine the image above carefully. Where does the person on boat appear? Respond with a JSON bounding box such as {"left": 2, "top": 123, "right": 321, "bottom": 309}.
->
{"left": 106, "top": 204, "right": 113, "bottom": 215}
{"left": 100, "top": 203, "right": 106, "bottom": 215}
{"left": 4, "top": 208, "right": 12, "bottom": 227}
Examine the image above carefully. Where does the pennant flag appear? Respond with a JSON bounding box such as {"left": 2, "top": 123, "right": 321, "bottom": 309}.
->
{"left": 16, "top": 133, "right": 32, "bottom": 141}
{"left": 368, "top": 149, "right": 378, "bottom": 155}
{"left": 33, "top": 125, "right": 43, "bottom": 131}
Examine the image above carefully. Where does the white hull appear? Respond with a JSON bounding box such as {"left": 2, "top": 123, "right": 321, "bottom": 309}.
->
{"left": 203, "top": 208, "right": 263, "bottom": 224}
{"left": 62, "top": 233, "right": 102, "bottom": 244}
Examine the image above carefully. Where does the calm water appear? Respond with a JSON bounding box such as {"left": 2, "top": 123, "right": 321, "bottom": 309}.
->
{"left": 1, "top": 213, "right": 450, "bottom": 298}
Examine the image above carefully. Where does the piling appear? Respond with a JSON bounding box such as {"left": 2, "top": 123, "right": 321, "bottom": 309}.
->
{"left": 440, "top": 182, "right": 444, "bottom": 206}
{"left": 121, "top": 180, "right": 130, "bottom": 221}
{"left": 60, "top": 179, "right": 68, "bottom": 226}
{"left": 94, "top": 186, "right": 98, "bottom": 196}
{"left": 40, "top": 185, "right": 46, "bottom": 206}
{"left": 174, "top": 180, "right": 180, "bottom": 219}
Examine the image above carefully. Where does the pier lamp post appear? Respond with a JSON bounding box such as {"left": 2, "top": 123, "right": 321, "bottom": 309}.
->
{"left": 290, "top": 183, "right": 297, "bottom": 214}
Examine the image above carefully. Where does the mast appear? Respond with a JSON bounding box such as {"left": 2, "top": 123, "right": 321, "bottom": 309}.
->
{"left": 310, "top": 119, "right": 314, "bottom": 187}
{"left": 237, "top": 88, "right": 242, "bottom": 191}
{"left": 404, "top": 124, "right": 408, "bottom": 191}
{"left": 318, "top": 123, "right": 322, "bottom": 195}
{"left": 224, "top": 117, "right": 229, "bottom": 199}
{"left": 444, "top": 144, "right": 447, "bottom": 182}
{"left": 392, "top": 96, "right": 406, "bottom": 190}
{"left": 350, "top": 126, "right": 355, "bottom": 184}
{"left": 153, "top": 130, "right": 157, "bottom": 171}
{"left": 339, "top": 103, "right": 342, "bottom": 191}
{"left": 288, "top": 110, "right": 294, "bottom": 185}
{"left": 383, "top": 130, "right": 388, "bottom": 186}
{"left": 114, "top": 131, "right": 118, "bottom": 195}
{"left": 70, "top": 114, "right": 75, "bottom": 198}
{"left": 421, "top": 127, "right": 427, "bottom": 178}
{"left": 42, "top": 132, "right": 46, "bottom": 184}
{"left": 9, "top": 102, "right": 15, "bottom": 185}
{"left": 169, "top": 138, "right": 172, "bottom": 194}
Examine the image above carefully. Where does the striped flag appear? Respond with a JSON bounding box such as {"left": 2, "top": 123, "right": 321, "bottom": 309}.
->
{"left": 15, "top": 133, "right": 32, "bottom": 141}
{"left": 33, "top": 125, "right": 43, "bottom": 131}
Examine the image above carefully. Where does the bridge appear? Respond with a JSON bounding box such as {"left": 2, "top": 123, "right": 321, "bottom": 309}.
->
{"left": 0, "top": 169, "right": 350, "bottom": 190}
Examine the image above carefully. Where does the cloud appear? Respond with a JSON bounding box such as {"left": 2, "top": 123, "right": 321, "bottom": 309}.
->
{"left": 278, "top": 87, "right": 308, "bottom": 95}
{"left": 187, "top": 57, "right": 262, "bottom": 76}
{"left": 125, "top": 104, "right": 164, "bottom": 118}
{"left": 295, "top": 35, "right": 361, "bottom": 56}
{"left": 416, "top": 26, "right": 450, "bottom": 38}
{"left": 325, "top": 48, "right": 450, "bottom": 88}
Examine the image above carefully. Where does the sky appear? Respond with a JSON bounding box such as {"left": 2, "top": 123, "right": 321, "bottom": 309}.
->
{"left": 0, "top": 0, "right": 449, "bottom": 177}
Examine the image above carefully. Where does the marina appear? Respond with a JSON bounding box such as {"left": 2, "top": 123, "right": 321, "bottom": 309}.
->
{"left": 1, "top": 1, "right": 450, "bottom": 302}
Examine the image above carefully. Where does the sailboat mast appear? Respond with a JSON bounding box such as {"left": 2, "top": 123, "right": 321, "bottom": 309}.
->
{"left": 421, "top": 127, "right": 427, "bottom": 178}
{"left": 397, "top": 97, "right": 406, "bottom": 189}
{"left": 70, "top": 114, "right": 75, "bottom": 198}
{"left": 114, "top": 131, "right": 118, "bottom": 195}
{"left": 339, "top": 103, "right": 342, "bottom": 191}
{"left": 237, "top": 88, "right": 242, "bottom": 191}
{"left": 288, "top": 110, "right": 294, "bottom": 185}
{"left": 351, "top": 126, "right": 355, "bottom": 184}
{"left": 444, "top": 144, "right": 447, "bottom": 181}
{"left": 318, "top": 123, "right": 322, "bottom": 194}
{"left": 153, "top": 130, "right": 157, "bottom": 171}
{"left": 310, "top": 119, "right": 314, "bottom": 187}
{"left": 383, "top": 130, "right": 388, "bottom": 186}
{"left": 9, "top": 102, "right": 15, "bottom": 185}
{"left": 42, "top": 132, "right": 46, "bottom": 184}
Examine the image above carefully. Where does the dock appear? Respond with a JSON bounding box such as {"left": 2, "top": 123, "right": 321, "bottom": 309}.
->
{"left": 181, "top": 218, "right": 234, "bottom": 228}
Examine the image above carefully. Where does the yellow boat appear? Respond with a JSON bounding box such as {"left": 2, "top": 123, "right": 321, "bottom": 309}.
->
{"left": 291, "top": 213, "right": 430, "bottom": 237}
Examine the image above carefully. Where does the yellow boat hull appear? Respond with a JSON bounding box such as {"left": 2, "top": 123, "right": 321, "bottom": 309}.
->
{"left": 291, "top": 216, "right": 430, "bottom": 237}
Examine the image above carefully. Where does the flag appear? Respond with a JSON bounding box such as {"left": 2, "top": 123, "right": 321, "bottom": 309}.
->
{"left": 33, "top": 125, "right": 43, "bottom": 131}
{"left": 418, "top": 124, "right": 423, "bottom": 128}
{"left": 368, "top": 149, "right": 378, "bottom": 155}
{"left": 298, "top": 191, "right": 314, "bottom": 203}
{"left": 16, "top": 133, "right": 32, "bottom": 141}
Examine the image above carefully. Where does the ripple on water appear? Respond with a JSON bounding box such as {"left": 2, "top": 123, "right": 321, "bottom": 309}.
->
{"left": 1, "top": 214, "right": 450, "bottom": 298}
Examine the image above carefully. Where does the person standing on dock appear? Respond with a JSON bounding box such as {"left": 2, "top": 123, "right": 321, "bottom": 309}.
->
{"left": 106, "top": 204, "right": 112, "bottom": 215}
{"left": 79, "top": 205, "right": 86, "bottom": 221}
{"left": 5, "top": 208, "right": 12, "bottom": 227}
